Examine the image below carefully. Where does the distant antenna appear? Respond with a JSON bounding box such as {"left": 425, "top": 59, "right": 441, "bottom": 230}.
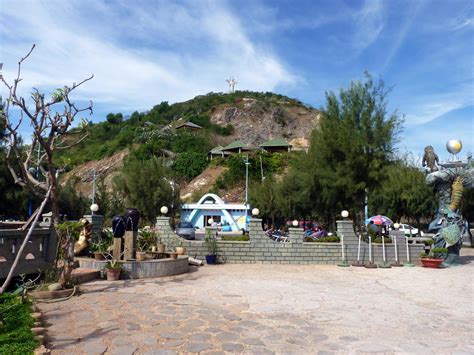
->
{"left": 226, "top": 77, "right": 238, "bottom": 93}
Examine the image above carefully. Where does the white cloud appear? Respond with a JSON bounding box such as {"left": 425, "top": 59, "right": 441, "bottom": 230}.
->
{"left": 350, "top": 0, "right": 385, "bottom": 54}
{"left": 403, "top": 83, "right": 473, "bottom": 126}
{"left": 0, "top": 0, "right": 296, "bottom": 114}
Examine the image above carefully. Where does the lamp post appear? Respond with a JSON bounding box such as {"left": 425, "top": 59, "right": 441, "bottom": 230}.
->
{"left": 160, "top": 206, "right": 169, "bottom": 216}
{"left": 90, "top": 169, "right": 97, "bottom": 206}
{"left": 337, "top": 211, "right": 349, "bottom": 267}
{"left": 90, "top": 203, "right": 99, "bottom": 216}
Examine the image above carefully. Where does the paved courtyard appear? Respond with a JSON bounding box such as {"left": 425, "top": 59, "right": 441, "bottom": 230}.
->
{"left": 38, "top": 248, "right": 474, "bottom": 354}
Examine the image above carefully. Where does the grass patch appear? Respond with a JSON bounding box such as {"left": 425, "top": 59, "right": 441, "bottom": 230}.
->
{"left": 221, "top": 235, "right": 250, "bottom": 241}
{"left": 0, "top": 293, "right": 38, "bottom": 354}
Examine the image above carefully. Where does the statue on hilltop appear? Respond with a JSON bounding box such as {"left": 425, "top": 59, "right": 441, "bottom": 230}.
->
{"left": 226, "top": 77, "right": 238, "bottom": 93}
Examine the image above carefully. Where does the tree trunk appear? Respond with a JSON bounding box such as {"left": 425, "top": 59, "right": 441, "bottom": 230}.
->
{"left": 57, "top": 227, "right": 75, "bottom": 290}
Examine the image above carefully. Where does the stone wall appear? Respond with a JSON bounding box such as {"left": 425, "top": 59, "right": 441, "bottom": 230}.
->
{"left": 156, "top": 217, "right": 424, "bottom": 265}
{"left": 77, "top": 256, "right": 189, "bottom": 279}
{"left": 0, "top": 218, "right": 57, "bottom": 279}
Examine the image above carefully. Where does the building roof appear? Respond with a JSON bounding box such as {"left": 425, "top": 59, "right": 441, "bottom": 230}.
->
{"left": 181, "top": 193, "right": 248, "bottom": 210}
{"left": 222, "top": 140, "right": 250, "bottom": 151}
{"left": 259, "top": 138, "right": 292, "bottom": 148}
{"left": 175, "top": 121, "right": 202, "bottom": 130}
{"left": 209, "top": 146, "right": 232, "bottom": 155}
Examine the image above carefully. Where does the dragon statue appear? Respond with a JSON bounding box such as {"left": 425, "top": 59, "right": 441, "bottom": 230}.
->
{"left": 425, "top": 140, "right": 473, "bottom": 266}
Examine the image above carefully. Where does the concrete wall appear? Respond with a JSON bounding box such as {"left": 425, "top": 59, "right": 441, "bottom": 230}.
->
{"left": 156, "top": 217, "right": 424, "bottom": 265}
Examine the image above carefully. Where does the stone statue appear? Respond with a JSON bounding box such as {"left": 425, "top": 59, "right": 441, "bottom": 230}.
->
{"left": 422, "top": 145, "right": 439, "bottom": 172}
{"left": 425, "top": 147, "right": 473, "bottom": 265}
{"left": 226, "top": 77, "right": 238, "bottom": 93}
{"left": 74, "top": 218, "right": 92, "bottom": 255}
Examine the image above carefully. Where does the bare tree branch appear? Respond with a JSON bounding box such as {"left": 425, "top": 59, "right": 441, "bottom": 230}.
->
{"left": 1, "top": 44, "right": 94, "bottom": 222}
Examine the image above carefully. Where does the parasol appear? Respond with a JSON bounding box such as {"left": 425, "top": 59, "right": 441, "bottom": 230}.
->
{"left": 366, "top": 215, "right": 394, "bottom": 226}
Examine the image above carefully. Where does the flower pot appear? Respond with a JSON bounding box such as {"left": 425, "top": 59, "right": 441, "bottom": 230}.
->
{"left": 136, "top": 252, "right": 146, "bottom": 261}
{"left": 94, "top": 252, "right": 105, "bottom": 261}
{"left": 421, "top": 258, "right": 444, "bottom": 268}
{"left": 106, "top": 268, "right": 121, "bottom": 281}
{"left": 169, "top": 252, "right": 178, "bottom": 259}
{"left": 176, "top": 246, "right": 186, "bottom": 255}
{"left": 206, "top": 255, "right": 217, "bottom": 265}
{"left": 157, "top": 243, "right": 165, "bottom": 253}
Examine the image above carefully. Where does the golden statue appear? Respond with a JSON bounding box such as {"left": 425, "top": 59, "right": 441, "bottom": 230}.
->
{"left": 74, "top": 218, "right": 92, "bottom": 255}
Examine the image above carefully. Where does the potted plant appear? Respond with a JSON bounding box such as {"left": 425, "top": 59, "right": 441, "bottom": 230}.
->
{"left": 135, "top": 244, "right": 147, "bottom": 261}
{"left": 169, "top": 251, "right": 178, "bottom": 259}
{"left": 104, "top": 257, "right": 123, "bottom": 280}
{"left": 175, "top": 240, "right": 186, "bottom": 255}
{"left": 204, "top": 228, "right": 219, "bottom": 264}
{"left": 420, "top": 247, "right": 448, "bottom": 268}
{"left": 156, "top": 233, "right": 165, "bottom": 253}
{"left": 137, "top": 227, "right": 158, "bottom": 261}
{"left": 90, "top": 239, "right": 108, "bottom": 260}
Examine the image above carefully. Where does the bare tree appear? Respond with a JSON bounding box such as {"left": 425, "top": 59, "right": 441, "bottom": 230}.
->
{"left": 0, "top": 45, "right": 93, "bottom": 291}
{"left": 0, "top": 44, "right": 93, "bottom": 223}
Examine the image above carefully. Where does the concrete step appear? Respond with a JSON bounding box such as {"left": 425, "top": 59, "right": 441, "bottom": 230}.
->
{"left": 71, "top": 268, "right": 101, "bottom": 284}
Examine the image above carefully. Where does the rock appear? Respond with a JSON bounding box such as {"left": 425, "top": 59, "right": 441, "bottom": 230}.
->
{"left": 31, "top": 312, "right": 42, "bottom": 321}
{"left": 222, "top": 343, "right": 244, "bottom": 352}
{"left": 34, "top": 335, "right": 45, "bottom": 344}
{"left": 184, "top": 342, "right": 214, "bottom": 352}
{"left": 47, "top": 283, "right": 62, "bottom": 291}
{"left": 34, "top": 345, "right": 51, "bottom": 355}
{"left": 31, "top": 327, "right": 46, "bottom": 335}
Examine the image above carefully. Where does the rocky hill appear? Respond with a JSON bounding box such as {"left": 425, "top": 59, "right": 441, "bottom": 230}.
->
{"left": 210, "top": 97, "right": 319, "bottom": 148}
{"left": 60, "top": 91, "right": 320, "bottom": 201}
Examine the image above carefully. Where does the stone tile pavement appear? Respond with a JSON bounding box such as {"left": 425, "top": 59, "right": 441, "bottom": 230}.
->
{"left": 38, "top": 248, "right": 474, "bottom": 354}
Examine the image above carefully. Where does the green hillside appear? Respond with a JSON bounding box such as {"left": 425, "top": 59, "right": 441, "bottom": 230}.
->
{"left": 57, "top": 91, "right": 309, "bottom": 168}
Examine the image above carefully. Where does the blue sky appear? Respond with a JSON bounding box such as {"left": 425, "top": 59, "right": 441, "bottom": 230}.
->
{"left": 0, "top": 0, "right": 472, "bottom": 163}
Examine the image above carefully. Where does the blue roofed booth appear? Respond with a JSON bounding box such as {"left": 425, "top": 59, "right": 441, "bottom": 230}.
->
{"left": 180, "top": 193, "right": 250, "bottom": 232}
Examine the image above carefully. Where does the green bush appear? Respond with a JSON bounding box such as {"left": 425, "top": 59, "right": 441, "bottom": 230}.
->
{"left": 0, "top": 294, "right": 38, "bottom": 354}
{"left": 421, "top": 247, "right": 448, "bottom": 259}
{"left": 171, "top": 132, "right": 211, "bottom": 154}
{"left": 373, "top": 237, "right": 392, "bottom": 244}
{"left": 221, "top": 235, "right": 250, "bottom": 241}
{"left": 316, "top": 236, "right": 340, "bottom": 243}
{"left": 173, "top": 152, "right": 208, "bottom": 180}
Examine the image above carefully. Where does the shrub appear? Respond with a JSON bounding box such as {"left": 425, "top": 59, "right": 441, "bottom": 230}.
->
{"left": 421, "top": 247, "right": 448, "bottom": 259}
{"left": 304, "top": 236, "right": 340, "bottom": 243}
{"left": 204, "top": 229, "right": 219, "bottom": 256}
{"left": 0, "top": 294, "right": 38, "bottom": 354}
{"left": 373, "top": 237, "right": 392, "bottom": 244}
{"left": 173, "top": 152, "right": 208, "bottom": 180}
{"left": 221, "top": 235, "right": 250, "bottom": 241}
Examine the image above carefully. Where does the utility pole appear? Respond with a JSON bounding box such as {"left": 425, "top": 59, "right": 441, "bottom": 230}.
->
{"left": 244, "top": 154, "right": 250, "bottom": 209}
